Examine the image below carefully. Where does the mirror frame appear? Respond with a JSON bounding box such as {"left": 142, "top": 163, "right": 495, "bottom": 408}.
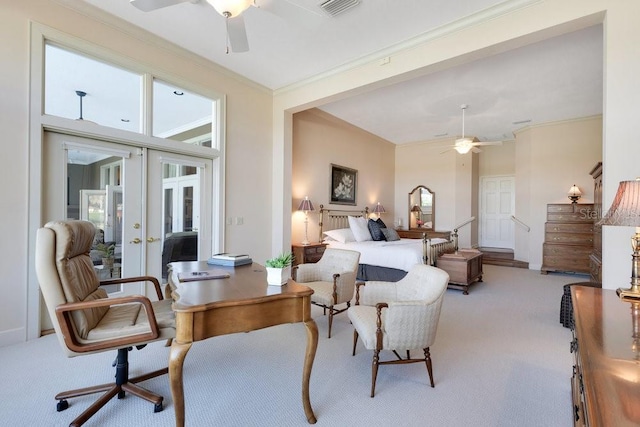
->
{"left": 408, "top": 185, "right": 435, "bottom": 231}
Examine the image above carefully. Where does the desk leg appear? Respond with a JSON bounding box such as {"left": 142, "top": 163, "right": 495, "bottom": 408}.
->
{"left": 169, "top": 340, "right": 192, "bottom": 427}
{"left": 302, "top": 319, "right": 318, "bottom": 424}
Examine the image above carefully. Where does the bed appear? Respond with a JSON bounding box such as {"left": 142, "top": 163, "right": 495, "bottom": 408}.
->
{"left": 318, "top": 205, "right": 456, "bottom": 281}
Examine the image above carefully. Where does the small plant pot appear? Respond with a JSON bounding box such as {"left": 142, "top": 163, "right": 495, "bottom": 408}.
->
{"left": 266, "top": 266, "right": 291, "bottom": 286}
{"left": 102, "top": 257, "right": 115, "bottom": 269}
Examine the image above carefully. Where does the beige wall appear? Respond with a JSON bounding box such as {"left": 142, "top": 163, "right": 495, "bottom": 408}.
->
{"left": 393, "top": 117, "right": 601, "bottom": 258}
{"left": 0, "top": 1, "right": 273, "bottom": 345}
{"left": 517, "top": 116, "right": 602, "bottom": 270}
{"left": 292, "top": 109, "right": 395, "bottom": 243}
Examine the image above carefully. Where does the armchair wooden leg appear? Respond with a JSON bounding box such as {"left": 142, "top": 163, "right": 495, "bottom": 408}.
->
{"left": 327, "top": 309, "right": 334, "bottom": 338}
{"left": 371, "top": 349, "right": 380, "bottom": 398}
{"left": 352, "top": 330, "right": 359, "bottom": 356}
{"left": 424, "top": 347, "right": 434, "bottom": 387}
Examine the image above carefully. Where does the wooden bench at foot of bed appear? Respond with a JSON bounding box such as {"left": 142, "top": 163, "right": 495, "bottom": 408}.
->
{"left": 436, "top": 249, "right": 483, "bottom": 295}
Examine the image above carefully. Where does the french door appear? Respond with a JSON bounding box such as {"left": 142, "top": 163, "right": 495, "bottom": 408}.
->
{"left": 43, "top": 132, "right": 212, "bottom": 301}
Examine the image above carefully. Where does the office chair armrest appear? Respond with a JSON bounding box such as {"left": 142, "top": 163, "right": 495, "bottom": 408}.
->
{"left": 100, "top": 275, "right": 163, "bottom": 300}
{"left": 55, "top": 295, "right": 161, "bottom": 353}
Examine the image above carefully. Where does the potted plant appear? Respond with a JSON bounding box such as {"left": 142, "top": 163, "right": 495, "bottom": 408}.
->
{"left": 265, "top": 252, "right": 294, "bottom": 286}
{"left": 95, "top": 243, "right": 116, "bottom": 269}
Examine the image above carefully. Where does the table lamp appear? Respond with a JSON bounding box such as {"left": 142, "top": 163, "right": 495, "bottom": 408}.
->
{"left": 297, "top": 196, "right": 315, "bottom": 245}
{"left": 568, "top": 185, "right": 582, "bottom": 204}
{"left": 372, "top": 202, "right": 386, "bottom": 219}
{"left": 599, "top": 178, "right": 640, "bottom": 300}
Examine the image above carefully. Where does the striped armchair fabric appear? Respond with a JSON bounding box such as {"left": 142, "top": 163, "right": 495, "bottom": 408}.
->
{"left": 348, "top": 264, "right": 449, "bottom": 397}
{"left": 294, "top": 248, "right": 360, "bottom": 338}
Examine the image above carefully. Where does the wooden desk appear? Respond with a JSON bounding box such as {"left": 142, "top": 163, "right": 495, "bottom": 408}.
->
{"left": 571, "top": 286, "right": 640, "bottom": 426}
{"left": 168, "top": 261, "right": 318, "bottom": 426}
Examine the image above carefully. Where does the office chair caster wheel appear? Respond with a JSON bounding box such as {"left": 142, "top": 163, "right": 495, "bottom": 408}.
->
{"left": 154, "top": 403, "right": 163, "bottom": 413}
{"left": 56, "top": 400, "right": 69, "bottom": 412}
{"left": 118, "top": 390, "right": 125, "bottom": 399}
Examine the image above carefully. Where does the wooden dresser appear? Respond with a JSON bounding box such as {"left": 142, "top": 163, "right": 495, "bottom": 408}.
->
{"left": 589, "top": 162, "right": 603, "bottom": 282}
{"left": 541, "top": 203, "right": 594, "bottom": 275}
{"left": 570, "top": 286, "right": 640, "bottom": 426}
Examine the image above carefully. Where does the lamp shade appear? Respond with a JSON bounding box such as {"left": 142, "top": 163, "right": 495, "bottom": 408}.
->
{"left": 372, "top": 202, "right": 386, "bottom": 215}
{"left": 297, "top": 196, "right": 314, "bottom": 213}
{"left": 206, "top": 0, "right": 252, "bottom": 17}
{"left": 599, "top": 179, "right": 640, "bottom": 226}
{"left": 568, "top": 185, "right": 582, "bottom": 197}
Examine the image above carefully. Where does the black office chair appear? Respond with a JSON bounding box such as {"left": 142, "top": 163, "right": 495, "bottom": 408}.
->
{"left": 161, "top": 231, "right": 198, "bottom": 280}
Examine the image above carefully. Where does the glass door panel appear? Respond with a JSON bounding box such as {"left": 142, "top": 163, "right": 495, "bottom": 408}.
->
{"left": 44, "top": 132, "right": 144, "bottom": 296}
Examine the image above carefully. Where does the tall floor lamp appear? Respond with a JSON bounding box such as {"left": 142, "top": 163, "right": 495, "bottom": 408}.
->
{"left": 298, "top": 196, "right": 315, "bottom": 246}
{"left": 599, "top": 178, "right": 640, "bottom": 300}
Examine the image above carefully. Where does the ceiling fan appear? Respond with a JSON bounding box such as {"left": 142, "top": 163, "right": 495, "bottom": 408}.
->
{"left": 131, "top": 0, "right": 253, "bottom": 53}
{"left": 441, "top": 104, "right": 502, "bottom": 154}
{"left": 130, "top": 0, "right": 330, "bottom": 54}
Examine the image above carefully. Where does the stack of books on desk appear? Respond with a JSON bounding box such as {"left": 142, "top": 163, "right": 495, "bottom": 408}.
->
{"left": 207, "top": 253, "right": 252, "bottom": 267}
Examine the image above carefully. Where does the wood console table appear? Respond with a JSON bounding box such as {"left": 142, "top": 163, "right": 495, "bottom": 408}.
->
{"left": 571, "top": 286, "right": 640, "bottom": 426}
{"left": 167, "top": 261, "right": 318, "bottom": 426}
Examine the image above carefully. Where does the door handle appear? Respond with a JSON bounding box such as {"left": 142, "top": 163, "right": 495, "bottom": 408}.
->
{"left": 147, "top": 237, "right": 161, "bottom": 243}
{"left": 130, "top": 238, "right": 141, "bottom": 244}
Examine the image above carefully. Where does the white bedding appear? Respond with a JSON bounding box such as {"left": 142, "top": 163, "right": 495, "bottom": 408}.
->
{"left": 325, "top": 238, "right": 448, "bottom": 272}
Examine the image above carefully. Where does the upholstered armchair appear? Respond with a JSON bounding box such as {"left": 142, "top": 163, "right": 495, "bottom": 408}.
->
{"left": 348, "top": 264, "right": 449, "bottom": 397}
{"left": 293, "top": 248, "right": 360, "bottom": 338}
{"left": 35, "top": 220, "right": 176, "bottom": 427}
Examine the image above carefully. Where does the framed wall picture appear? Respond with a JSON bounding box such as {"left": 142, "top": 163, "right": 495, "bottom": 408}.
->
{"left": 330, "top": 164, "right": 357, "bottom": 205}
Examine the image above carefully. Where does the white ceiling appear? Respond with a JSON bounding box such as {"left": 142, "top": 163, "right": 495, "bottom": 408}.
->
{"left": 75, "top": 0, "right": 603, "bottom": 144}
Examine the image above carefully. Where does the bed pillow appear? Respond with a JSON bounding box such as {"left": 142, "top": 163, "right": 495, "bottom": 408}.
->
{"left": 323, "top": 228, "right": 355, "bottom": 243}
{"left": 348, "top": 215, "right": 372, "bottom": 242}
{"left": 368, "top": 219, "right": 386, "bottom": 241}
{"left": 375, "top": 218, "right": 387, "bottom": 228}
{"left": 381, "top": 227, "right": 401, "bottom": 241}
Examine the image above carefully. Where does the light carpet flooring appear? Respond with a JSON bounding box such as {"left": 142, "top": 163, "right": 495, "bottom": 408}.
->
{"left": 0, "top": 265, "right": 585, "bottom": 426}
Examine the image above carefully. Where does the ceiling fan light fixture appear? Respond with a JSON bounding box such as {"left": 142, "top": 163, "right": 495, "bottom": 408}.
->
{"left": 207, "top": 0, "right": 252, "bottom": 17}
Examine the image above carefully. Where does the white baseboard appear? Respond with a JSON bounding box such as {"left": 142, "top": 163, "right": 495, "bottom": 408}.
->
{"left": 529, "top": 263, "right": 542, "bottom": 271}
{"left": 0, "top": 327, "right": 27, "bottom": 348}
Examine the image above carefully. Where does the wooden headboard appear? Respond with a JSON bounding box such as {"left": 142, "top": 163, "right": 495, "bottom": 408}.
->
{"left": 318, "top": 204, "right": 369, "bottom": 241}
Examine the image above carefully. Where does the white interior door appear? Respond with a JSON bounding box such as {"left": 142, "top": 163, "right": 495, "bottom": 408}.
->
{"left": 480, "top": 176, "right": 515, "bottom": 249}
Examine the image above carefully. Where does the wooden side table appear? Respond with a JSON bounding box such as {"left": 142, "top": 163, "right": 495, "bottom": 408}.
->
{"left": 292, "top": 242, "right": 327, "bottom": 266}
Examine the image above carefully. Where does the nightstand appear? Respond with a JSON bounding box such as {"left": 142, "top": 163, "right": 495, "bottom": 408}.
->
{"left": 291, "top": 242, "right": 328, "bottom": 266}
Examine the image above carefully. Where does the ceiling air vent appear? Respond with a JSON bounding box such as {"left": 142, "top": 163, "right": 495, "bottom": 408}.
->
{"left": 319, "top": 0, "right": 361, "bottom": 17}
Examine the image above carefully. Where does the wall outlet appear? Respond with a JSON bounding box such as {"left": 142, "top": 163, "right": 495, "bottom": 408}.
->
{"left": 226, "top": 217, "right": 232, "bottom": 225}
{"left": 235, "top": 217, "right": 243, "bottom": 225}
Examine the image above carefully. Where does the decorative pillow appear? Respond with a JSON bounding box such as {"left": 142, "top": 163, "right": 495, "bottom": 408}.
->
{"left": 376, "top": 218, "right": 387, "bottom": 229}
{"left": 368, "top": 219, "right": 386, "bottom": 241}
{"left": 381, "top": 227, "right": 401, "bottom": 241}
{"left": 323, "top": 228, "right": 355, "bottom": 243}
{"left": 348, "top": 215, "right": 372, "bottom": 242}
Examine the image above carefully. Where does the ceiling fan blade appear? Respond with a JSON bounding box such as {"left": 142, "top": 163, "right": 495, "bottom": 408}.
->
{"left": 130, "top": 0, "right": 188, "bottom": 12}
{"left": 228, "top": 15, "right": 249, "bottom": 53}
{"left": 478, "top": 140, "right": 503, "bottom": 146}
{"left": 471, "top": 147, "right": 482, "bottom": 153}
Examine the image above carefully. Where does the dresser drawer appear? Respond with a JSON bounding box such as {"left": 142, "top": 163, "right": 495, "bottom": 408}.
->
{"left": 545, "top": 232, "right": 594, "bottom": 245}
{"left": 545, "top": 223, "right": 594, "bottom": 234}
{"left": 304, "top": 246, "right": 326, "bottom": 263}
{"left": 547, "top": 204, "right": 594, "bottom": 223}
{"left": 543, "top": 243, "right": 593, "bottom": 257}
